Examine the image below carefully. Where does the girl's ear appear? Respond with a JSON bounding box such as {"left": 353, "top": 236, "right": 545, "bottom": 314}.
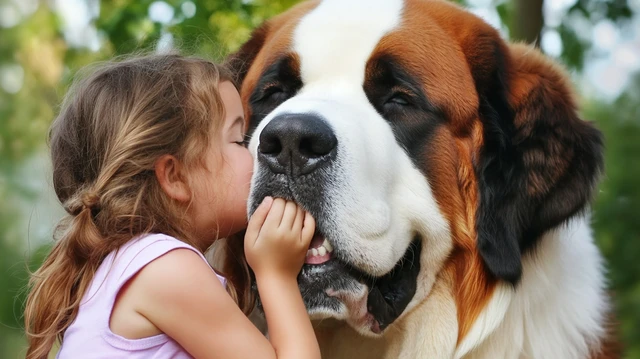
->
{"left": 155, "top": 154, "right": 191, "bottom": 203}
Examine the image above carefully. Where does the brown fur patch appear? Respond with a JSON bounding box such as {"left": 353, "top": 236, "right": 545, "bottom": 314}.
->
{"left": 590, "top": 309, "right": 622, "bottom": 359}
{"left": 373, "top": 0, "right": 479, "bottom": 133}
{"left": 450, "top": 123, "right": 499, "bottom": 342}
{"left": 416, "top": 123, "right": 496, "bottom": 342}
{"left": 507, "top": 44, "right": 581, "bottom": 197}
{"left": 375, "top": 0, "right": 499, "bottom": 342}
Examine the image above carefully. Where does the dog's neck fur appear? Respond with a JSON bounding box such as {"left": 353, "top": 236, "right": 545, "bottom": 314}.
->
{"left": 314, "top": 215, "right": 609, "bottom": 359}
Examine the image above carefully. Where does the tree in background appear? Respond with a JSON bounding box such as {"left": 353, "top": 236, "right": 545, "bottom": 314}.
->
{"left": 505, "top": 0, "right": 633, "bottom": 70}
{"left": 0, "top": 0, "right": 638, "bottom": 358}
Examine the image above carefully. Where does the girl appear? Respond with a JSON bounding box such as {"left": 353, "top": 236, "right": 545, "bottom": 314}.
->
{"left": 24, "top": 54, "right": 321, "bottom": 359}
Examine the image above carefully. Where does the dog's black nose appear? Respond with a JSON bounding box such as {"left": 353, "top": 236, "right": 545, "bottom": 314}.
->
{"left": 258, "top": 113, "right": 337, "bottom": 176}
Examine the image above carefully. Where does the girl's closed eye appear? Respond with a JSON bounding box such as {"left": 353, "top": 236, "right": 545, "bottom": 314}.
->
{"left": 228, "top": 116, "right": 247, "bottom": 147}
{"left": 233, "top": 129, "right": 249, "bottom": 147}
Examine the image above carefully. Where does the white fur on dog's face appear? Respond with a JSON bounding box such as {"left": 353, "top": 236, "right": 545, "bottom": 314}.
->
{"left": 247, "top": 0, "right": 452, "bottom": 336}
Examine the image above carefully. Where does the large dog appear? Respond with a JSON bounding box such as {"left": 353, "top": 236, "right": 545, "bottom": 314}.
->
{"left": 222, "top": 0, "right": 618, "bottom": 357}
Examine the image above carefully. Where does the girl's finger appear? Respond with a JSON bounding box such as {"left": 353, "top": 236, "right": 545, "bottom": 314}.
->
{"left": 293, "top": 206, "right": 304, "bottom": 231}
{"left": 245, "top": 197, "right": 274, "bottom": 246}
{"left": 263, "top": 197, "right": 286, "bottom": 229}
{"left": 301, "top": 212, "right": 316, "bottom": 245}
{"left": 280, "top": 201, "right": 298, "bottom": 229}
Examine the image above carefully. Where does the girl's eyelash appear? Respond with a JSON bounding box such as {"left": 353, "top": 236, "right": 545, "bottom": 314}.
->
{"left": 232, "top": 133, "right": 252, "bottom": 147}
{"left": 241, "top": 134, "right": 252, "bottom": 147}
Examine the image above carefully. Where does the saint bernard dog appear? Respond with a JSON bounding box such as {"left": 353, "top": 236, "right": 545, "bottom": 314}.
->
{"left": 220, "top": 0, "right": 619, "bottom": 357}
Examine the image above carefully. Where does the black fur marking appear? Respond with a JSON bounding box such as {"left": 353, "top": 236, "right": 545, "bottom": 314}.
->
{"left": 366, "top": 238, "right": 422, "bottom": 331}
{"left": 363, "top": 54, "right": 445, "bottom": 167}
{"left": 247, "top": 55, "right": 303, "bottom": 135}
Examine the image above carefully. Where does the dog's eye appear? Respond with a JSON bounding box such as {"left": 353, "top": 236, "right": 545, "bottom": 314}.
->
{"left": 384, "top": 93, "right": 412, "bottom": 108}
{"left": 260, "top": 85, "right": 286, "bottom": 101}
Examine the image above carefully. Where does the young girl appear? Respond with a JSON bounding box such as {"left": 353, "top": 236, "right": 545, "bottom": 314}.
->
{"left": 24, "top": 54, "right": 321, "bottom": 359}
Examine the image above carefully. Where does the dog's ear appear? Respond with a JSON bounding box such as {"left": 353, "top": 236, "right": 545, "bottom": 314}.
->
{"left": 224, "top": 24, "right": 269, "bottom": 87}
{"left": 468, "top": 37, "right": 604, "bottom": 284}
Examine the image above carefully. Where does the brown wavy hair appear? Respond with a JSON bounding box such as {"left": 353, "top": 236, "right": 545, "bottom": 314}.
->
{"left": 24, "top": 53, "right": 255, "bottom": 359}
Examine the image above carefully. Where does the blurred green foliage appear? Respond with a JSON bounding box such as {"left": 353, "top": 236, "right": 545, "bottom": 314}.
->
{"left": 586, "top": 77, "right": 640, "bottom": 358}
{"left": 0, "top": 0, "right": 638, "bottom": 358}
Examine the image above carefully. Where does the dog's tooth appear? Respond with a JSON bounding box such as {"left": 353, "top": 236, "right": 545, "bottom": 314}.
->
{"left": 318, "top": 246, "right": 327, "bottom": 256}
{"left": 311, "top": 248, "right": 319, "bottom": 256}
{"left": 323, "top": 239, "right": 333, "bottom": 252}
{"left": 306, "top": 249, "right": 312, "bottom": 257}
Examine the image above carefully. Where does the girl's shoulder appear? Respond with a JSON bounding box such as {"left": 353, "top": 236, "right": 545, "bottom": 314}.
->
{"left": 57, "top": 234, "right": 226, "bottom": 357}
{"left": 110, "top": 233, "right": 226, "bottom": 287}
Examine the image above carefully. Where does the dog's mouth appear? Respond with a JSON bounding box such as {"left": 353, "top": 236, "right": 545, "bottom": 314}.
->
{"left": 248, "top": 173, "right": 421, "bottom": 334}
{"left": 305, "top": 233, "right": 334, "bottom": 264}
{"left": 297, "top": 232, "right": 421, "bottom": 334}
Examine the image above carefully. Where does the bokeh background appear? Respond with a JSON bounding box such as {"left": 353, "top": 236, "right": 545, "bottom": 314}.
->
{"left": 0, "top": 0, "right": 638, "bottom": 357}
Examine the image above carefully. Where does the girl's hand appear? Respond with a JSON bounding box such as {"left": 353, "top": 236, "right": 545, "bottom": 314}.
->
{"left": 244, "top": 197, "right": 316, "bottom": 279}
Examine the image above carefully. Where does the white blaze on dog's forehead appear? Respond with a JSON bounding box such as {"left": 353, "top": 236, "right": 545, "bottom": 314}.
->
{"left": 293, "top": 0, "right": 404, "bottom": 85}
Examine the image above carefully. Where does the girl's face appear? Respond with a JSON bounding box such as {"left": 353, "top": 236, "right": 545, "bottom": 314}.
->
{"left": 189, "top": 81, "right": 253, "bottom": 245}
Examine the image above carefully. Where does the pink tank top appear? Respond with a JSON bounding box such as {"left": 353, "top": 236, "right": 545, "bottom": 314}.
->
{"left": 56, "top": 233, "right": 226, "bottom": 358}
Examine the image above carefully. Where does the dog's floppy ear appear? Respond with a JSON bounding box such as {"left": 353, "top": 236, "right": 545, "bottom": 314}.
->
{"left": 470, "top": 39, "right": 604, "bottom": 284}
{"left": 224, "top": 24, "right": 269, "bottom": 87}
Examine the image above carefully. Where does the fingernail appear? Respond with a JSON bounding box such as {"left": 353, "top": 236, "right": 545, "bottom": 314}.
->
{"left": 262, "top": 196, "right": 273, "bottom": 206}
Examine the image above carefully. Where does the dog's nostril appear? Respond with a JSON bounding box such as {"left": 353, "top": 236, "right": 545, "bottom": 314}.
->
{"left": 259, "top": 136, "right": 282, "bottom": 155}
{"left": 299, "top": 135, "right": 336, "bottom": 158}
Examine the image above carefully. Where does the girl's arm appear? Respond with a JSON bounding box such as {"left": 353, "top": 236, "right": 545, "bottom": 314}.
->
{"left": 134, "top": 197, "right": 319, "bottom": 359}
{"left": 134, "top": 249, "right": 278, "bottom": 359}
{"left": 254, "top": 274, "right": 318, "bottom": 358}
{"left": 244, "top": 198, "right": 319, "bottom": 359}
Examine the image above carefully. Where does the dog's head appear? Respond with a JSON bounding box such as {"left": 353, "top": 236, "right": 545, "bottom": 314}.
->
{"left": 223, "top": 0, "right": 603, "bottom": 337}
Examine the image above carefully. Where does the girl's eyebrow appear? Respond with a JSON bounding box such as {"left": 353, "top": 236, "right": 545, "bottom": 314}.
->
{"left": 227, "top": 116, "right": 245, "bottom": 132}
{"left": 232, "top": 116, "right": 245, "bottom": 128}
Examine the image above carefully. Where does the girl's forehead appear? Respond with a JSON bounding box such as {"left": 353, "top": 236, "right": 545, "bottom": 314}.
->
{"left": 218, "top": 81, "right": 246, "bottom": 128}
